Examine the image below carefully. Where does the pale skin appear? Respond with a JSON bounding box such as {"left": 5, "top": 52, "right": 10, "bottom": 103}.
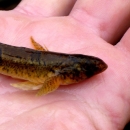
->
{"left": 0, "top": 0, "right": 130, "bottom": 129}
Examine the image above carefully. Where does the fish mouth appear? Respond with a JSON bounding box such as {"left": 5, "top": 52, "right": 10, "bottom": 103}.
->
{"left": 98, "top": 61, "right": 108, "bottom": 73}
{"left": 87, "top": 58, "right": 108, "bottom": 77}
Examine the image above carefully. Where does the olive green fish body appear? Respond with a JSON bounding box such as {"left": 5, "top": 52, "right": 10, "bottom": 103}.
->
{"left": 0, "top": 40, "right": 107, "bottom": 95}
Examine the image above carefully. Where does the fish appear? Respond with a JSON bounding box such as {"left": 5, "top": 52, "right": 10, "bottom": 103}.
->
{"left": 0, "top": 37, "right": 107, "bottom": 95}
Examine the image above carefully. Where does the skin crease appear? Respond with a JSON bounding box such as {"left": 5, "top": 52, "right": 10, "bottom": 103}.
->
{"left": 0, "top": 0, "right": 130, "bottom": 129}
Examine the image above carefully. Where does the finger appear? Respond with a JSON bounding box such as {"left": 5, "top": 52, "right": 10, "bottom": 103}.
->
{"left": 14, "top": 0, "right": 76, "bottom": 16}
{"left": 70, "top": 0, "right": 130, "bottom": 44}
{"left": 117, "top": 28, "right": 130, "bottom": 125}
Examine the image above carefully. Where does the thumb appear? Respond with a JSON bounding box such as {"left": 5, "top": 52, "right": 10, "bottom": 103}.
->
{"left": 115, "top": 28, "right": 130, "bottom": 124}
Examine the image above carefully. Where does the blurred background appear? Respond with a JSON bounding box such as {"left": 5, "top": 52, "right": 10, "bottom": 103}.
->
{"left": 0, "top": 0, "right": 130, "bottom": 129}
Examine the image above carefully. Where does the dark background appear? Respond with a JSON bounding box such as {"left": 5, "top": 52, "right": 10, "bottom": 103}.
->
{"left": 0, "top": 0, "right": 21, "bottom": 10}
{"left": 124, "top": 122, "right": 130, "bottom": 130}
{"left": 0, "top": 0, "right": 130, "bottom": 129}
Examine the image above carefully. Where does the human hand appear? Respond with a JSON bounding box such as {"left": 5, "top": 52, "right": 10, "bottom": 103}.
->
{"left": 0, "top": 0, "right": 130, "bottom": 129}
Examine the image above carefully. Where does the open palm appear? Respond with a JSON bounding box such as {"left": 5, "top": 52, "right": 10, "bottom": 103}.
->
{"left": 0, "top": 0, "right": 130, "bottom": 129}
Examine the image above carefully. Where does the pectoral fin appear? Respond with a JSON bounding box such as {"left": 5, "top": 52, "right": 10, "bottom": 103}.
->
{"left": 11, "top": 81, "right": 43, "bottom": 90}
{"left": 11, "top": 76, "right": 61, "bottom": 96}
{"left": 30, "top": 37, "right": 48, "bottom": 51}
{"left": 36, "top": 76, "right": 61, "bottom": 96}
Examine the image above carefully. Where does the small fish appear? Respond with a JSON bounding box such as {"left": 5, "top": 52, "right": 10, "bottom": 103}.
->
{"left": 0, "top": 37, "right": 107, "bottom": 96}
